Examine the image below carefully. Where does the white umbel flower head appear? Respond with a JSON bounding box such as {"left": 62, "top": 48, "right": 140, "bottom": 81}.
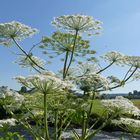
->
{"left": 15, "top": 71, "right": 73, "bottom": 94}
{"left": 15, "top": 55, "right": 45, "bottom": 69}
{"left": 59, "top": 62, "right": 100, "bottom": 80}
{"left": 124, "top": 56, "right": 140, "bottom": 68}
{"left": 0, "top": 21, "right": 38, "bottom": 46}
{"left": 77, "top": 62, "right": 100, "bottom": 75}
{"left": 76, "top": 73, "right": 109, "bottom": 92}
{"left": 102, "top": 51, "right": 125, "bottom": 65}
{"left": 52, "top": 14, "right": 102, "bottom": 35}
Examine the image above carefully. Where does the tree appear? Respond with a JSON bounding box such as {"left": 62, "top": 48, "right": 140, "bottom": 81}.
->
{"left": 19, "top": 86, "right": 27, "bottom": 93}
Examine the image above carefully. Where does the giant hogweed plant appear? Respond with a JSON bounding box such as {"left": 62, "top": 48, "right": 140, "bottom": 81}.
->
{"left": 0, "top": 14, "right": 140, "bottom": 140}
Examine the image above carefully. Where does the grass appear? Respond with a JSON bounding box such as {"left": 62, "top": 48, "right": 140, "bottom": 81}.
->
{"left": 91, "top": 100, "right": 117, "bottom": 119}
{"left": 91, "top": 100, "right": 105, "bottom": 116}
{"left": 131, "top": 99, "right": 140, "bottom": 108}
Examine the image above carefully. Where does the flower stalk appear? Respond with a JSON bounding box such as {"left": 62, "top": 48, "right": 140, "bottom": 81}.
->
{"left": 44, "top": 93, "right": 50, "bottom": 140}
{"left": 64, "top": 30, "right": 78, "bottom": 79}
{"left": 12, "top": 37, "right": 45, "bottom": 72}
{"left": 54, "top": 110, "right": 58, "bottom": 140}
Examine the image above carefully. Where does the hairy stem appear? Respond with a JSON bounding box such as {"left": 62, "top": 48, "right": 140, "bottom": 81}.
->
{"left": 96, "top": 61, "right": 115, "bottom": 74}
{"left": 57, "top": 116, "right": 63, "bottom": 140}
{"left": 63, "top": 51, "right": 69, "bottom": 79}
{"left": 54, "top": 110, "right": 58, "bottom": 140}
{"left": 83, "top": 92, "right": 95, "bottom": 138}
{"left": 82, "top": 111, "right": 87, "bottom": 139}
{"left": 124, "top": 67, "right": 138, "bottom": 82}
{"left": 44, "top": 93, "right": 50, "bottom": 140}
{"left": 65, "top": 30, "right": 78, "bottom": 78}
{"left": 122, "top": 65, "right": 133, "bottom": 81}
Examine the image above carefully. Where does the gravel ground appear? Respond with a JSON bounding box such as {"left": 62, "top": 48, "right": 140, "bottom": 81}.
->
{"left": 62, "top": 129, "right": 140, "bottom": 140}
{"left": 0, "top": 127, "right": 140, "bottom": 140}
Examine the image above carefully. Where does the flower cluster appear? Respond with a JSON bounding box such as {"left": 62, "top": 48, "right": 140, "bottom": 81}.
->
{"left": 101, "top": 51, "right": 125, "bottom": 65}
{"left": 101, "top": 96, "right": 140, "bottom": 116}
{"left": 15, "top": 55, "right": 45, "bottom": 69}
{"left": 40, "top": 32, "right": 96, "bottom": 64}
{"left": 107, "top": 75, "right": 121, "bottom": 85}
{"left": 59, "top": 62, "right": 100, "bottom": 80}
{"left": 23, "top": 109, "right": 44, "bottom": 119}
{"left": 0, "top": 21, "right": 38, "bottom": 46}
{"left": 112, "top": 118, "right": 140, "bottom": 128}
{"left": 77, "top": 62, "right": 100, "bottom": 75}
{"left": 40, "top": 31, "right": 93, "bottom": 55}
{"left": 0, "top": 118, "right": 16, "bottom": 128}
{"left": 124, "top": 56, "right": 140, "bottom": 68}
{"left": 52, "top": 14, "right": 102, "bottom": 35}
{"left": 132, "top": 70, "right": 140, "bottom": 81}
{"left": 0, "top": 86, "right": 24, "bottom": 111}
{"left": 76, "top": 73, "right": 109, "bottom": 92}
{"left": 15, "top": 71, "right": 73, "bottom": 94}
{"left": 46, "top": 94, "right": 88, "bottom": 114}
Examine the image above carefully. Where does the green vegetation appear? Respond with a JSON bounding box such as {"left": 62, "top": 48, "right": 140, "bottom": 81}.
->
{"left": 91, "top": 100, "right": 105, "bottom": 116}
{"left": 132, "top": 99, "right": 140, "bottom": 108}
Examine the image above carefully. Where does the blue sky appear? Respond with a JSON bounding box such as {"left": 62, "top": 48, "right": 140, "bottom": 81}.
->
{"left": 0, "top": 0, "right": 140, "bottom": 93}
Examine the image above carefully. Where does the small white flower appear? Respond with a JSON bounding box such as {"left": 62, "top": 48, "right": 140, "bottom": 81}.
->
{"left": 41, "top": 71, "right": 56, "bottom": 76}
{"left": 52, "top": 14, "right": 102, "bottom": 35}
{"left": 112, "top": 118, "right": 140, "bottom": 128}
{"left": 0, "top": 21, "right": 38, "bottom": 46}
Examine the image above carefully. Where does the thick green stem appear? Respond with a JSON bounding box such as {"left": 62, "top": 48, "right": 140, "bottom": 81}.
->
{"left": 54, "top": 110, "right": 58, "bottom": 140}
{"left": 83, "top": 92, "right": 95, "bottom": 139}
{"left": 82, "top": 111, "right": 86, "bottom": 139}
{"left": 96, "top": 61, "right": 115, "bottom": 74}
{"left": 63, "top": 51, "right": 69, "bottom": 79}
{"left": 59, "top": 30, "right": 78, "bottom": 140}
{"left": 44, "top": 93, "right": 50, "bottom": 140}
{"left": 87, "top": 93, "right": 95, "bottom": 121}
{"left": 124, "top": 67, "right": 138, "bottom": 82}
{"left": 65, "top": 30, "right": 78, "bottom": 78}
{"left": 122, "top": 65, "right": 133, "bottom": 81}
{"left": 57, "top": 117, "right": 63, "bottom": 140}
